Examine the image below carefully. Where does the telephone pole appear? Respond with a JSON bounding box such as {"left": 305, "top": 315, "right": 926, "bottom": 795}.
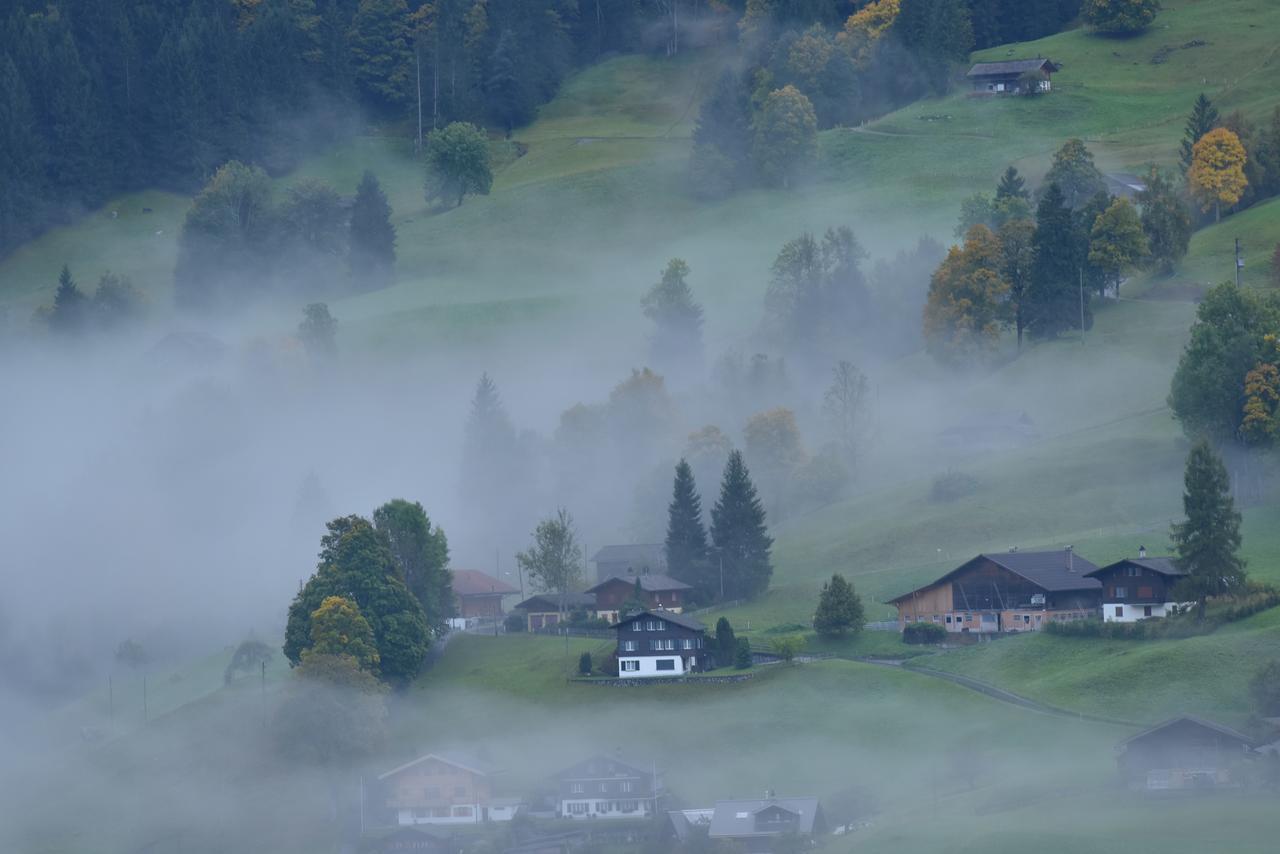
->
{"left": 1235, "top": 238, "right": 1243, "bottom": 287}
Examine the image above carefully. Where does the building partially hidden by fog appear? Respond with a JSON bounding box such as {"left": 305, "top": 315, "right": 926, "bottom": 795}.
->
{"left": 1117, "top": 716, "right": 1256, "bottom": 792}
{"left": 590, "top": 543, "right": 667, "bottom": 583}
{"left": 888, "top": 549, "right": 1102, "bottom": 633}
{"left": 376, "top": 752, "right": 522, "bottom": 826}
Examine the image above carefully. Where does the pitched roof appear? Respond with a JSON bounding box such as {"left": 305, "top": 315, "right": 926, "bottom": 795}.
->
{"left": 552, "top": 754, "right": 655, "bottom": 781}
{"left": 887, "top": 550, "right": 1101, "bottom": 603}
{"left": 587, "top": 573, "right": 692, "bottom": 594}
{"left": 377, "top": 750, "right": 499, "bottom": 781}
{"left": 1086, "top": 557, "right": 1185, "bottom": 579}
{"left": 514, "top": 592, "right": 597, "bottom": 611}
{"left": 967, "top": 58, "right": 1057, "bottom": 77}
{"left": 590, "top": 544, "right": 667, "bottom": 567}
{"left": 451, "top": 569, "right": 519, "bottom": 597}
{"left": 615, "top": 609, "right": 706, "bottom": 632}
{"left": 708, "top": 798, "right": 822, "bottom": 838}
{"left": 1118, "top": 715, "right": 1254, "bottom": 749}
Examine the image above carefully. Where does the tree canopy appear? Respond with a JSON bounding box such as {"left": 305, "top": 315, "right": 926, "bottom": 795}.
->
{"left": 1083, "top": 0, "right": 1161, "bottom": 35}
{"left": 1171, "top": 440, "right": 1246, "bottom": 619}
{"left": 1188, "top": 127, "right": 1249, "bottom": 221}
{"left": 424, "top": 121, "right": 493, "bottom": 208}
{"left": 813, "top": 573, "right": 865, "bottom": 638}
{"left": 710, "top": 450, "right": 774, "bottom": 600}
{"left": 516, "top": 508, "right": 584, "bottom": 616}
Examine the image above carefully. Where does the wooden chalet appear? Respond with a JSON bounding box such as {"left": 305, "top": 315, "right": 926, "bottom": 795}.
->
{"left": 449, "top": 569, "right": 519, "bottom": 620}
{"left": 1117, "top": 716, "right": 1255, "bottom": 792}
{"left": 966, "top": 57, "right": 1059, "bottom": 95}
{"left": 376, "top": 752, "right": 522, "bottom": 826}
{"left": 887, "top": 549, "right": 1102, "bottom": 634}
{"left": 552, "top": 755, "right": 661, "bottom": 820}
{"left": 587, "top": 573, "right": 692, "bottom": 623}
{"left": 513, "top": 591, "right": 598, "bottom": 631}
{"left": 614, "top": 609, "right": 708, "bottom": 678}
{"left": 1085, "top": 550, "right": 1187, "bottom": 622}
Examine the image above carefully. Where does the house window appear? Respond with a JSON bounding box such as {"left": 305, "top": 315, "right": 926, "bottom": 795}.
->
{"left": 1114, "top": 586, "right": 1127, "bottom": 599}
{"left": 621, "top": 659, "right": 640, "bottom": 672}
{"left": 453, "top": 806, "right": 473, "bottom": 817}
{"left": 414, "top": 809, "right": 428, "bottom": 818}
{"left": 1115, "top": 606, "right": 1124, "bottom": 618}
{"left": 682, "top": 638, "right": 695, "bottom": 649}
{"left": 1127, "top": 566, "right": 1140, "bottom": 577}
{"left": 620, "top": 800, "right": 639, "bottom": 813}
{"left": 656, "top": 659, "right": 676, "bottom": 671}
{"left": 945, "top": 615, "right": 952, "bottom": 624}
{"left": 623, "top": 641, "right": 637, "bottom": 652}
{"left": 571, "top": 783, "right": 584, "bottom": 794}
{"left": 568, "top": 803, "right": 589, "bottom": 815}
{"left": 621, "top": 781, "right": 633, "bottom": 793}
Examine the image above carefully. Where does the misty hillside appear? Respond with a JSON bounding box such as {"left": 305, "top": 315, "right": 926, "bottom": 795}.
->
{"left": 3, "top": 2, "right": 1280, "bottom": 854}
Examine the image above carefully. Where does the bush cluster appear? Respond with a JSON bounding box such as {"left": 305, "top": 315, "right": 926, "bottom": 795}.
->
{"left": 903, "top": 622, "right": 947, "bottom": 645}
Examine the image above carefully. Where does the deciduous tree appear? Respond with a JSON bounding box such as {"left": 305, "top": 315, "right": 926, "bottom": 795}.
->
{"left": 997, "top": 217, "right": 1036, "bottom": 350}
{"left": 1083, "top": 0, "right": 1161, "bottom": 35}
{"left": 298, "top": 303, "right": 337, "bottom": 359}
{"left": 1042, "top": 138, "right": 1105, "bottom": 210}
{"left": 922, "top": 224, "right": 1009, "bottom": 363}
{"left": 310, "top": 596, "right": 380, "bottom": 672}
{"left": 822, "top": 361, "right": 872, "bottom": 477}
{"left": 1188, "top": 127, "right": 1248, "bottom": 222}
{"left": 1136, "top": 167, "right": 1192, "bottom": 274}
{"left": 424, "top": 121, "right": 492, "bottom": 208}
{"left": 516, "top": 508, "right": 584, "bottom": 620}
{"left": 1088, "top": 197, "right": 1148, "bottom": 297}
{"left": 1171, "top": 440, "right": 1246, "bottom": 619}
{"left": 373, "top": 499, "right": 453, "bottom": 633}
{"left": 274, "top": 652, "right": 387, "bottom": 766}
{"left": 744, "top": 407, "right": 807, "bottom": 515}
{"left": 752, "top": 85, "right": 817, "bottom": 189}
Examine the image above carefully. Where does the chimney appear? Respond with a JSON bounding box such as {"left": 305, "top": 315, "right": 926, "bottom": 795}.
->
{"left": 1066, "top": 545, "right": 1074, "bottom": 572}
{"left": 1138, "top": 545, "right": 1147, "bottom": 559}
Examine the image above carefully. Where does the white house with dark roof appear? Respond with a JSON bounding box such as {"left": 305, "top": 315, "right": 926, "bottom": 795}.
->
{"left": 1085, "top": 550, "right": 1189, "bottom": 622}
{"left": 552, "top": 755, "right": 661, "bottom": 820}
{"left": 614, "top": 609, "right": 707, "bottom": 677}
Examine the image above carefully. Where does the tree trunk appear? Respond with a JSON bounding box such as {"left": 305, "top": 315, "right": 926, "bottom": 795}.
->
{"left": 415, "top": 45, "right": 423, "bottom": 154}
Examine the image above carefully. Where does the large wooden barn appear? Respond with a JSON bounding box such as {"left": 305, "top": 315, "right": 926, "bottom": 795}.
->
{"left": 888, "top": 549, "right": 1102, "bottom": 634}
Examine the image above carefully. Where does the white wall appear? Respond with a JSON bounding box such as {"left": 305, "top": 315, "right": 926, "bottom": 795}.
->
{"left": 618, "top": 655, "right": 686, "bottom": 678}
{"left": 1102, "top": 602, "right": 1177, "bottom": 623}
{"left": 560, "top": 798, "right": 654, "bottom": 819}
{"left": 398, "top": 802, "right": 518, "bottom": 825}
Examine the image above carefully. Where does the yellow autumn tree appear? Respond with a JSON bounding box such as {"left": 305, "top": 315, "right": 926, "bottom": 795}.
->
{"left": 309, "top": 595, "right": 380, "bottom": 673}
{"left": 923, "top": 224, "right": 1010, "bottom": 365}
{"left": 1188, "top": 127, "right": 1248, "bottom": 222}
{"left": 1242, "top": 335, "right": 1280, "bottom": 445}
{"left": 838, "top": 0, "right": 900, "bottom": 68}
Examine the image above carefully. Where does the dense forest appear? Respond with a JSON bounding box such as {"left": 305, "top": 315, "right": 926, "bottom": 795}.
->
{"left": 0, "top": 0, "right": 1082, "bottom": 260}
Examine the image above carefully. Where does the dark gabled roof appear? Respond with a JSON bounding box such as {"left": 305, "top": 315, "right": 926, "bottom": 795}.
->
{"left": 708, "top": 798, "right": 822, "bottom": 838}
{"left": 451, "top": 568, "right": 519, "bottom": 597}
{"left": 586, "top": 574, "right": 692, "bottom": 594}
{"left": 615, "top": 609, "right": 706, "bottom": 632}
{"left": 514, "top": 592, "right": 597, "bottom": 611}
{"left": 1118, "top": 715, "right": 1254, "bottom": 749}
{"left": 377, "top": 750, "right": 498, "bottom": 781}
{"left": 967, "top": 58, "right": 1058, "bottom": 77}
{"left": 887, "top": 550, "right": 1101, "bottom": 604}
{"left": 591, "top": 544, "right": 667, "bottom": 566}
{"left": 1085, "top": 556, "right": 1185, "bottom": 579}
{"left": 552, "top": 754, "right": 655, "bottom": 781}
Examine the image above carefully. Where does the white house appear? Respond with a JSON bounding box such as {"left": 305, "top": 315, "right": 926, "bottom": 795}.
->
{"left": 1084, "top": 552, "right": 1189, "bottom": 623}
{"left": 553, "top": 755, "right": 661, "bottom": 820}
{"left": 613, "top": 609, "right": 708, "bottom": 679}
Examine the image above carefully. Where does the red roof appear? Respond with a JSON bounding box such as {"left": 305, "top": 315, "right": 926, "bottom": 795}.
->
{"left": 451, "top": 568, "right": 519, "bottom": 597}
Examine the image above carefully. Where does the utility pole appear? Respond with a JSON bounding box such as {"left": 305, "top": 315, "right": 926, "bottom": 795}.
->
{"left": 108, "top": 676, "right": 114, "bottom": 720}
{"left": 1235, "top": 238, "right": 1243, "bottom": 287}
{"left": 261, "top": 660, "right": 267, "bottom": 728}
{"left": 142, "top": 675, "right": 148, "bottom": 723}
{"left": 1079, "top": 267, "right": 1086, "bottom": 345}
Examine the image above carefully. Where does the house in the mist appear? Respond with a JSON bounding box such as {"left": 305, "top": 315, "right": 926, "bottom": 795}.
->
{"left": 1085, "top": 549, "right": 1188, "bottom": 622}
{"left": 449, "top": 569, "right": 519, "bottom": 620}
{"left": 590, "top": 543, "right": 667, "bottom": 584}
{"left": 707, "top": 796, "right": 826, "bottom": 852}
{"left": 377, "top": 752, "right": 522, "bottom": 826}
{"left": 588, "top": 573, "right": 692, "bottom": 623}
{"left": 663, "top": 809, "right": 715, "bottom": 845}
{"left": 513, "top": 591, "right": 598, "bottom": 631}
{"left": 1116, "top": 716, "right": 1256, "bottom": 791}
{"left": 553, "top": 755, "right": 662, "bottom": 820}
{"left": 887, "top": 549, "right": 1102, "bottom": 634}
{"left": 966, "top": 57, "right": 1059, "bottom": 95}
{"left": 614, "top": 609, "right": 708, "bottom": 678}
{"left": 1104, "top": 172, "right": 1148, "bottom": 201}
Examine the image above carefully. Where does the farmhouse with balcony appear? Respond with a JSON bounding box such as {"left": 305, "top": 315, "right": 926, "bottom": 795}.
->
{"left": 615, "top": 609, "right": 708, "bottom": 677}
{"left": 707, "top": 796, "right": 826, "bottom": 852}
{"left": 967, "top": 57, "right": 1059, "bottom": 95}
{"left": 553, "top": 755, "right": 662, "bottom": 820}
{"left": 377, "top": 752, "right": 522, "bottom": 826}
{"left": 590, "top": 543, "right": 667, "bottom": 583}
{"left": 588, "top": 574, "right": 692, "bottom": 623}
{"left": 449, "top": 569, "right": 519, "bottom": 620}
{"left": 1084, "top": 550, "right": 1188, "bottom": 622}
{"left": 887, "top": 549, "right": 1102, "bottom": 633}
{"left": 1117, "top": 716, "right": 1256, "bottom": 792}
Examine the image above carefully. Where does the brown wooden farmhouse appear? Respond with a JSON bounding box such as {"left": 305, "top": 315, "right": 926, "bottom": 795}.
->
{"left": 887, "top": 549, "right": 1102, "bottom": 634}
{"left": 587, "top": 574, "right": 692, "bottom": 624}
{"left": 450, "top": 569, "right": 519, "bottom": 620}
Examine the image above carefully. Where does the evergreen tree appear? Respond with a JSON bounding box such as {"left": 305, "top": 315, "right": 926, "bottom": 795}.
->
{"left": 298, "top": 303, "right": 338, "bottom": 359}
{"left": 710, "top": 451, "right": 774, "bottom": 600}
{"left": 347, "top": 0, "right": 413, "bottom": 112}
{"left": 1171, "top": 440, "right": 1246, "bottom": 619}
{"left": 485, "top": 28, "right": 532, "bottom": 132}
{"left": 813, "top": 573, "right": 865, "bottom": 638}
{"left": 0, "top": 53, "right": 42, "bottom": 256}
{"left": 665, "top": 460, "right": 709, "bottom": 594}
{"left": 995, "top": 165, "right": 1029, "bottom": 200}
{"left": 1026, "top": 183, "right": 1090, "bottom": 339}
{"left": 714, "top": 617, "right": 737, "bottom": 668}
{"left": 578, "top": 651, "right": 592, "bottom": 675}
{"left": 49, "top": 264, "right": 86, "bottom": 334}
{"left": 349, "top": 170, "right": 397, "bottom": 288}
{"left": 894, "top": 0, "right": 974, "bottom": 94}
{"left": 460, "top": 372, "right": 521, "bottom": 515}
{"left": 1180, "top": 93, "right": 1219, "bottom": 173}
{"left": 690, "top": 69, "right": 752, "bottom": 198}
{"left": 642, "top": 259, "right": 704, "bottom": 371}
{"left": 735, "top": 636, "right": 753, "bottom": 669}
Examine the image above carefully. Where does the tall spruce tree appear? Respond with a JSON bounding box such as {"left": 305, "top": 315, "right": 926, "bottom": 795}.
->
{"left": 714, "top": 617, "right": 737, "bottom": 668}
{"left": 1026, "top": 183, "right": 1090, "bottom": 339}
{"left": 642, "top": 259, "right": 704, "bottom": 373}
{"left": 349, "top": 170, "right": 396, "bottom": 288}
{"left": 1171, "top": 440, "right": 1246, "bottom": 619}
{"left": 1180, "top": 93, "right": 1220, "bottom": 172}
{"left": 49, "top": 264, "right": 86, "bottom": 334}
{"left": 710, "top": 450, "right": 774, "bottom": 600}
{"left": 813, "top": 573, "right": 865, "bottom": 638}
{"left": 665, "top": 459, "right": 709, "bottom": 596}
{"left": 996, "top": 165, "right": 1029, "bottom": 200}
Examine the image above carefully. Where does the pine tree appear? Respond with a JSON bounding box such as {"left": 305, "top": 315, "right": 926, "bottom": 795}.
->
{"left": 49, "top": 264, "right": 86, "bottom": 334}
{"left": 642, "top": 259, "right": 704, "bottom": 373}
{"left": 710, "top": 450, "right": 774, "bottom": 600}
{"left": 813, "top": 573, "right": 865, "bottom": 638}
{"left": 1026, "top": 183, "right": 1090, "bottom": 339}
{"left": 665, "top": 459, "right": 709, "bottom": 595}
{"left": 995, "top": 165, "right": 1029, "bottom": 200}
{"left": 349, "top": 170, "right": 396, "bottom": 288}
{"left": 1180, "top": 93, "right": 1220, "bottom": 173}
{"left": 1171, "top": 440, "right": 1246, "bottom": 619}
{"left": 347, "top": 0, "right": 413, "bottom": 112}
{"left": 734, "top": 637, "right": 753, "bottom": 669}
{"left": 714, "top": 617, "right": 737, "bottom": 668}
{"left": 298, "top": 303, "right": 338, "bottom": 359}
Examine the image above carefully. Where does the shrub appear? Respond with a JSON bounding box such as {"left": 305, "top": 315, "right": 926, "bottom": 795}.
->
{"left": 902, "top": 622, "right": 947, "bottom": 644}
{"left": 503, "top": 613, "right": 526, "bottom": 633}
{"left": 735, "top": 637, "right": 754, "bottom": 669}
{"left": 1249, "top": 660, "right": 1280, "bottom": 717}
{"left": 930, "top": 471, "right": 980, "bottom": 502}
{"left": 578, "top": 652, "right": 592, "bottom": 676}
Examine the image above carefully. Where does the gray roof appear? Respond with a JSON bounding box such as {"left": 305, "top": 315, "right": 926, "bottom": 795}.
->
{"left": 515, "top": 592, "right": 597, "bottom": 611}
{"left": 591, "top": 544, "right": 667, "bottom": 567}
{"left": 708, "top": 798, "right": 822, "bottom": 838}
{"left": 377, "top": 750, "right": 498, "bottom": 781}
{"left": 587, "top": 573, "right": 692, "bottom": 593}
{"left": 888, "top": 550, "right": 1101, "bottom": 603}
{"left": 967, "top": 58, "right": 1056, "bottom": 78}
{"left": 1087, "top": 556, "right": 1185, "bottom": 579}
{"left": 1119, "top": 715, "right": 1254, "bottom": 749}
{"left": 553, "top": 754, "right": 655, "bottom": 781}
{"left": 615, "top": 609, "right": 706, "bottom": 632}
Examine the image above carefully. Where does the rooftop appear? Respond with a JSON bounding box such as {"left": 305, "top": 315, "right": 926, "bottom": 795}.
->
{"left": 514, "top": 591, "right": 598, "bottom": 611}
{"left": 967, "top": 58, "right": 1058, "bottom": 77}
{"left": 1086, "top": 556, "right": 1185, "bottom": 579}
{"left": 451, "top": 568, "right": 519, "bottom": 597}
{"left": 377, "top": 750, "right": 499, "bottom": 781}
{"left": 587, "top": 573, "right": 692, "bottom": 593}
{"left": 888, "top": 550, "right": 1102, "bottom": 603}
{"left": 615, "top": 609, "right": 706, "bottom": 632}
{"left": 708, "top": 798, "right": 822, "bottom": 838}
